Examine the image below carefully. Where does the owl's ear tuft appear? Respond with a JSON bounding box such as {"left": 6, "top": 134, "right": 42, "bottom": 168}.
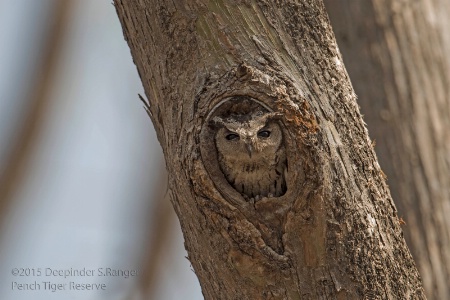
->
{"left": 210, "top": 116, "right": 226, "bottom": 128}
{"left": 262, "top": 112, "right": 284, "bottom": 123}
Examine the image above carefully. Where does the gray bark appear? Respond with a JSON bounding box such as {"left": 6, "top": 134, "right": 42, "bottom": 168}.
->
{"left": 324, "top": 1, "right": 450, "bottom": 299}
{"left": 115, "top": 1, "right": 426, "bottom": 299}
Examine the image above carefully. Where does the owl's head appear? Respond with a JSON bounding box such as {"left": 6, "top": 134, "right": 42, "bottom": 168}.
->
{"left": 212, "top": 111, "right": 283, "bottom": 159}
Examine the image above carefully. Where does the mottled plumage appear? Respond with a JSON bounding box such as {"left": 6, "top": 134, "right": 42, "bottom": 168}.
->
{"left": 213, "top": 110, "right": 287, "bottom": 200}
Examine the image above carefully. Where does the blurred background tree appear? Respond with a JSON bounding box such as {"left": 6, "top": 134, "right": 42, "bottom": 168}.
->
{"left": 324, "top": 1, "right": 450, "bottom": 299}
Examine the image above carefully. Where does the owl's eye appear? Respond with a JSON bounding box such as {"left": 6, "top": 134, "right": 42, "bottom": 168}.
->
{"left": 225, "top": 133, "right": 240, "bottom": 141}
{"left": 257, "top": 130, "right": 271, "bottom": 138}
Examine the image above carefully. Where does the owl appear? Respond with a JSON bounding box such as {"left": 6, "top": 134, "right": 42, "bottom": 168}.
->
{"left": 212, "top": 110, "right": 287, "bottom": 200}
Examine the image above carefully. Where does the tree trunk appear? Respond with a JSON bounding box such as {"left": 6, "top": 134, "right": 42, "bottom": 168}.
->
{"left": 115, "top": 1, "right": 425, "bottom": 299}
{"left": 324, "top": 1, "right": 450, "bottom": 299}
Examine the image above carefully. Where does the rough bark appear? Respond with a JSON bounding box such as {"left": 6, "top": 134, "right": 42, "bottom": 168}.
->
{"left": 324, "top": 1, "right": 450, "bottom": 299}
{"left": 115, "top": 1, "right": 425, "bottom": 299}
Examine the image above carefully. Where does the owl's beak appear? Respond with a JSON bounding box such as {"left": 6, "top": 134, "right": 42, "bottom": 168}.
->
{"left": 245, "top": 143, "right": 253, "bottom": 157}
